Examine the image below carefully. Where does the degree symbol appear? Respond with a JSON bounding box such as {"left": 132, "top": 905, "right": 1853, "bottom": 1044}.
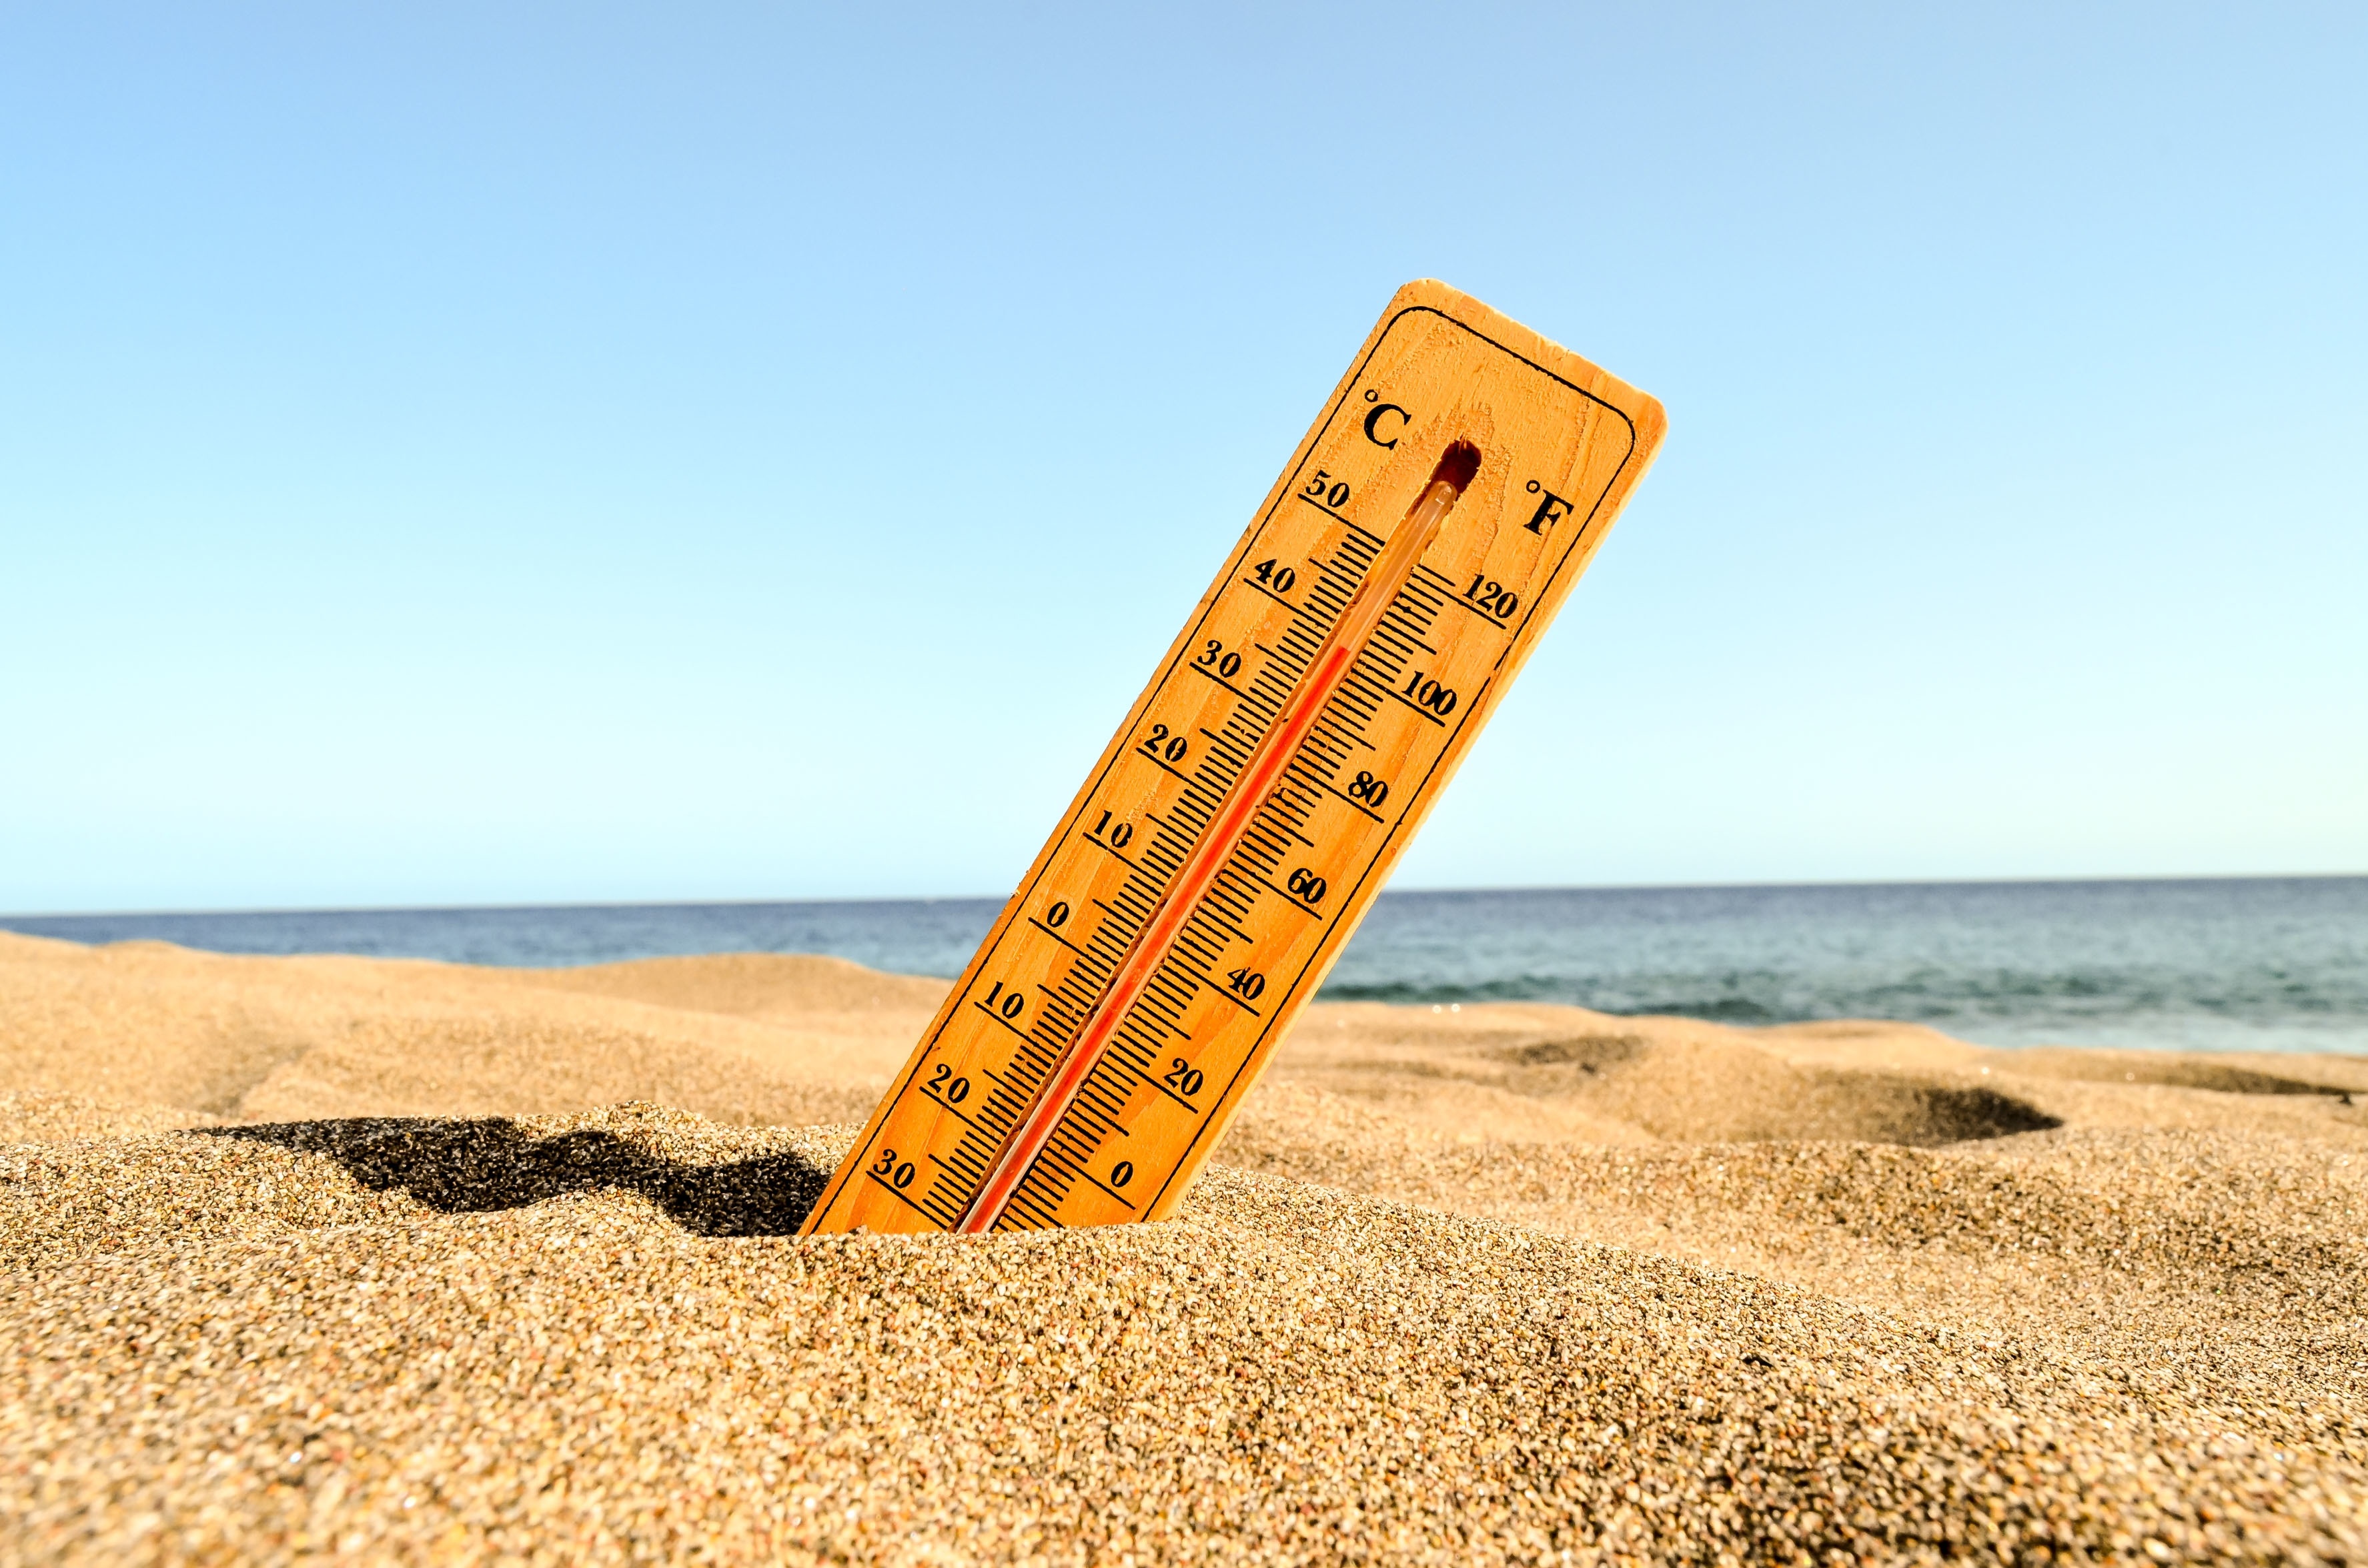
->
{"left": 1363, "top": 389, "right": 1378, "bottom": 402}
{"left": 1526, "top": 480, "right": 1542, "bottom": 493}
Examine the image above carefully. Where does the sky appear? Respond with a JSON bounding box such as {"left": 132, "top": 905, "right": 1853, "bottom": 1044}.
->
{"left": 3, "top": 3, "right": 2363, "bottom": 914}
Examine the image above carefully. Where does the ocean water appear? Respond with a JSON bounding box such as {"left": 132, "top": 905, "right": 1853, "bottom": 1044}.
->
{"left": 8, "top": 877, "right": 2363, "bottom": 1055}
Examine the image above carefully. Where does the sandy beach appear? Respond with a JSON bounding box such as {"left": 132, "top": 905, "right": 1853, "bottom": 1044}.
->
{"left": 2, "top": 928, "right": 2362, "bottom": 1563}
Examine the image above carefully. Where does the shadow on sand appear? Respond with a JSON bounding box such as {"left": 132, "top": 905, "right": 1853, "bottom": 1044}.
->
{"left": 207, "top": 1118, "right": 832, "bottom": 1235}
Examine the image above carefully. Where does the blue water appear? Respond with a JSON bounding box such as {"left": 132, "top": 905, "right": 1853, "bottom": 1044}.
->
{"left": 7, "top": 878, "right": 2363, "bottom": 1054}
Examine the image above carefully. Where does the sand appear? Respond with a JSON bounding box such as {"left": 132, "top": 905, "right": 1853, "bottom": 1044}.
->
{"left": 1, "top": 930, "right": 2362, "bottom": 1563}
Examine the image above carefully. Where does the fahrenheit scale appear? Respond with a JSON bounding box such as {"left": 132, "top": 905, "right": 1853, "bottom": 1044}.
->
{"left": 802, "top": 281, "right": 1666, "bottom": 1235}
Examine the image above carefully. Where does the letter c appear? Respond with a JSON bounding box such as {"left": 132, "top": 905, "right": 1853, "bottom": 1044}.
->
{"left": 1363, "top": 403, "right": 1407, "bottom": 449}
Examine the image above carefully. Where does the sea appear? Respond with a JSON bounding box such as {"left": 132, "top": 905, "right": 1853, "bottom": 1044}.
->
{"left": 8, "top": 877, "right": 2364, "bottom": 1056}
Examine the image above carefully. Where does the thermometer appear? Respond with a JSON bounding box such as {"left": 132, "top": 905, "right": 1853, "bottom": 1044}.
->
{"left": 802, "top": 280, "right": 1666, "bottom": 1235}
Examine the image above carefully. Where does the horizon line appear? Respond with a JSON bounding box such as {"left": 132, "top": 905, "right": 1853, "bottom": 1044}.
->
{"left": 7, "top": 868, "right": 2365, "bottom": 922}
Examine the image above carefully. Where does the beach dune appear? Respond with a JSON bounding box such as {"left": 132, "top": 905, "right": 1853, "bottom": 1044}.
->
{"left": 2, "top": 930, "right": 2362, "bottom": 1563}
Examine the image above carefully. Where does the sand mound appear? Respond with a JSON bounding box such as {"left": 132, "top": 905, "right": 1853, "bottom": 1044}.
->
{"left": 0, "top": 932, "right": 931, "bottom": 1129}
{"left": 4, "top": 932, "right": 2366, "bottom": 1561}
{"left": 1982, "top": 1047, "right": 2361, "bottom": 1100}
{"left": 1276, "top": 1004, "right": 2068, "bottom": 1145}
{"left": 0, "top": 1102, "right": 843, "bottom": 1273}
{"left": 0, "top": 1090, "right": 215, "bottom": 1144}
{"left": 515, "top": 950, "right": 949, "bottom": 1022}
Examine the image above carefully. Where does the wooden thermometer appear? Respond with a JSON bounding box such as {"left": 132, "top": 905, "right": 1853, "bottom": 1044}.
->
{"left": 802, "top": 281, "right": 1666, "bottom": 1236}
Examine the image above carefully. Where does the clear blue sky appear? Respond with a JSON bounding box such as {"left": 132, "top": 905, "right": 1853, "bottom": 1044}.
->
{"left": 3, "top": 3, "right": 2361, "bottom": 914}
